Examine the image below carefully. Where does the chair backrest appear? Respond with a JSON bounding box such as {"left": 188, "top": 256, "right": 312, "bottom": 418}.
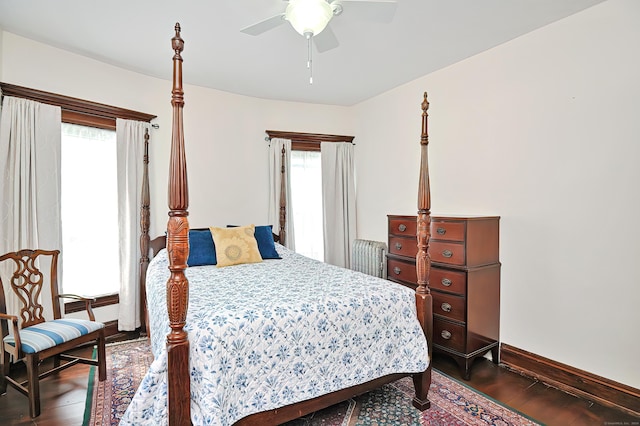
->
{"left": 0, "top": 249, "right": 62, "bottom": 331}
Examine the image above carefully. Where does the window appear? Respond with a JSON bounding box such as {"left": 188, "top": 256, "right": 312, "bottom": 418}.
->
{"left": 61, "top": 123, "right": 119, "bottom": 297}
{"left": 0, "top": 83, "right": 155, "bottom": 319}
{"left": 266, "top": 130, "right": 355, "bottom": 265}
{"left": 290, "top": 150, "right": 324, "bottom": 261}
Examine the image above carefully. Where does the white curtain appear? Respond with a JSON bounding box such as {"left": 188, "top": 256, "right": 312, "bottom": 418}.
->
{"left": 321, "top": 142, "right": 356, "bottom": 268}
{"left": 0, "top": 96, "right": 62, "bottom": 317}
{"left": 268, "top": 138, "right": 295, "bottom": 249}
{"left": 116, "top": 119, "right": 149, "bottom": 331}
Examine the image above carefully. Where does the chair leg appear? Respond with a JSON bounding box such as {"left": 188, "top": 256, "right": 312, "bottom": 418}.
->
{"left": 97, "top": 331, "right": 107, "bottom": 381}
{"left": 25, "top": 354, "right": 41, "bottom": 418}
{"left": 0, "top": 349, "right": 9, "bottom": 395}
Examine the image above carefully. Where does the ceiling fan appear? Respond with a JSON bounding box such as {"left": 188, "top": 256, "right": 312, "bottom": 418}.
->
{"left": 240, "top": 0, "right": 397, "bottom": 52}
{"left": 241, "top": 0, "right": 398, "bottom": 83}
{"left": 241, "top": 0, "right": 397, "bottom": 52}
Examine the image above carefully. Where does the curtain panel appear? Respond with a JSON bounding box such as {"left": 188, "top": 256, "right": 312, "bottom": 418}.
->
{"left": 116, "top": 118, "right": 149, "bottom": 331}
{"left": 321, "top": 142, "right": 356, "bottom": 268}
{"left": 0, "top": 96, "right": 62, "bottom": 318}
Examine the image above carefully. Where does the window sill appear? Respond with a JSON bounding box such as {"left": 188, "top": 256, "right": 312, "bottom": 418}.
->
{"left": 64, "top": 293, "right": 119, "bottom": 314}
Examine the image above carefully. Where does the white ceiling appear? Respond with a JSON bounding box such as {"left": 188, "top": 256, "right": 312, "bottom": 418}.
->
{"left": 0, "top": 0, "right": 605, "bottom": 106}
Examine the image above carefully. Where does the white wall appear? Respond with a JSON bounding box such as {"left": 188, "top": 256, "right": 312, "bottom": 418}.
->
{"left": 354, "top": 0, "right": 640, "bottom": 388}
{"left": 1, "top": 32, "right": 353, "bottom": 323}
{"left": 2, "top": 0, "right": 638, "bottom": 389}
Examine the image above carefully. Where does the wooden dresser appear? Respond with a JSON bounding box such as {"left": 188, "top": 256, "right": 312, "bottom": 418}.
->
{"left": 387, "top": 214, "right": 501, "bottom": 380}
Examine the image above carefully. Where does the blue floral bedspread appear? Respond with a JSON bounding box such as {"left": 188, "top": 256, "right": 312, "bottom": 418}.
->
{"left": 121, "top": 244, "right": 429, "bottom": 425}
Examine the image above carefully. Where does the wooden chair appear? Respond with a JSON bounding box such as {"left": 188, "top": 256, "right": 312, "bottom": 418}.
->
{"left": 0, "top": 249, "right": 106, "bottom": 418}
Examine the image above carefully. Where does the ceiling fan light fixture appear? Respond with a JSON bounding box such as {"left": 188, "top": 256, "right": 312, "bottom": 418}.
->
{"left": 286, "top": 0, "right": 333, "bottom": 36}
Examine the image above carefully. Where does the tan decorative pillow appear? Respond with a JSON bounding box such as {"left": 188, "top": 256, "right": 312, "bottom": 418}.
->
{"left": 210, "top": 225, "right": 263, "bottom": 267}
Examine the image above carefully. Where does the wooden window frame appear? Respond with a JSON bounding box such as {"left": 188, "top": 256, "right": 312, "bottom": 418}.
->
{"left": 266, "top": 130, "right": 354, "bottom": 152}
{"left": 1, "top": 82, "right": 156, "bottom": 308}
{"left": 0, "top": 82, "right": 155, "bottom": 129}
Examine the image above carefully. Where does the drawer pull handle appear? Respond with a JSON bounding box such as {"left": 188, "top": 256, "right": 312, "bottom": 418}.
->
{"left": 441, "top": 330, "right": 452, "bottom": 340}
{"left": 442, "top": 278, "right": 452, "bottom": 286}
{"left": 442, "top": 249, "right": 453, "bottom": 258}
{"left": 395, "top": 242, "right": 402, "bottom": 250}
{"left": 441, "top": 303, "right": 452, "bottom": 313}
{"left": 398, "top": 224, "right": 407, "bottom": 232}
{"left": 437, "top": 227, "right": 446, "bottom": 235}
{"left": 393, "top": 266, "right": 401, "bottom": 275}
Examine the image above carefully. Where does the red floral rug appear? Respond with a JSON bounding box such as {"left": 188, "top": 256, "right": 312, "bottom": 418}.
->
{"left": 84, "top": 339, "right": 541, "bottom": 425}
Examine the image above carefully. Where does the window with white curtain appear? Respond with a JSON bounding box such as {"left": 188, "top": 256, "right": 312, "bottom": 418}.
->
{"left": 61, "top": 123, "right": 119, "bottom": 296}
{"left": 290, "top": 150, "right": 324, "bottom": 261}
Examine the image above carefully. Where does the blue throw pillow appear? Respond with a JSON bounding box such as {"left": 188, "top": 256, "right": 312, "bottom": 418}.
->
{"left": 187, "top": 229, "right": 217, "bottom": 266}
{"left": 227, "top": 225, "right": 281, "bottom": 260}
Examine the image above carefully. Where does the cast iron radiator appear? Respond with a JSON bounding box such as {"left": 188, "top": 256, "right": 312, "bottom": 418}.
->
{"left": 351, "top": 239, "right": 388, "bottom": 279}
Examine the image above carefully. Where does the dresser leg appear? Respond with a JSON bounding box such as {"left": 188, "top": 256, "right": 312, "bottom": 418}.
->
{"left": 453, "top": 357, "right": 473, "bottom": 380}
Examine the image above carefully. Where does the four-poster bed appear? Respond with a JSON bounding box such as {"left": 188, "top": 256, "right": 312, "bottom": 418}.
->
{"left": 125, "top": 24, "right": 434, "bottom": 425}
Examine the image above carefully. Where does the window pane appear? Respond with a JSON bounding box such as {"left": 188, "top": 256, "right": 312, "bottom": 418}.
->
{"left": 61, "top": 124, "right": 119, "bottom": 296}
{"left": 290, "top": 150, "right": 324, "bottom": 261}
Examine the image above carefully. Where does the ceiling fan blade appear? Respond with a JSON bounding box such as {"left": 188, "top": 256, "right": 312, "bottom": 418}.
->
{"left": 313, "top": 25, "right": 339, "bottom": 53}
{"left": 240, "top": 13, "right": 286, "bottom": 36}
{"left": 334, "top": 0, "right": 397, "bottom": 23}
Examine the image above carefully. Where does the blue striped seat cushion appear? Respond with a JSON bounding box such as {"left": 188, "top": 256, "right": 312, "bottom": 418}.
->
{"left": 3, "top": 318, "right": 104, "bottom": 354}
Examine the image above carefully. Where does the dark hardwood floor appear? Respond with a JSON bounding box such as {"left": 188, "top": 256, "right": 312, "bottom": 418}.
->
{"left": 433, "top": 353, "right": 639, "bottom": 426}
{"left": 1, "top": 344, "right": 638, "bottom": 425}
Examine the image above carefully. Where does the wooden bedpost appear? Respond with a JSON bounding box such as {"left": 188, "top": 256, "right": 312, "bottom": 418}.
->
{"left": 166, "top": 23, "right": 191, "bottom": 426}
{"left": 140, "top": 128, "right": 150, "bottom": 336}
{"left": 279, "top": 145, "right": 287, "bottom": 245}
{"left": 412, "top": 92, "right": 433, "bottom": 410}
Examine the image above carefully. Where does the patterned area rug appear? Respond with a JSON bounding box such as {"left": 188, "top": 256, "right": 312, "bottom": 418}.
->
{"left": 83, "top": 338, "right": 153, "bottom": 426}
{"left": 83, "top": 338, "right": 541, "bottom": 426}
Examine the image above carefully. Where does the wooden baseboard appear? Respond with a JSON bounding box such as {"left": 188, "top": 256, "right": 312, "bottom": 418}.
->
{"left": 500, "top": 343, "right": 640, "bottom": 417}
{"left": 102, "top": 320, "right": 143, "bottom": 343}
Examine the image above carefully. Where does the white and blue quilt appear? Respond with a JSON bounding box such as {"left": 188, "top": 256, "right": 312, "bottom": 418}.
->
{"left": 121, "top": 244, "right": 428, "bottom": 425}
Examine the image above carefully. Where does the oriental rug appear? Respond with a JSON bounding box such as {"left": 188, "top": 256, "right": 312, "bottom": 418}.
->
{"left": 83, "top": 338, "right": 541, "bottom": 426}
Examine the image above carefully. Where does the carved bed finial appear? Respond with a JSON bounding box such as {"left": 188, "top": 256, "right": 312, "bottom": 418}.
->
{"left": 172, "top": 23, "right": 184, "bottom": 59}
{"left": 421, "top": 92, "right": 429, "bottom": 146}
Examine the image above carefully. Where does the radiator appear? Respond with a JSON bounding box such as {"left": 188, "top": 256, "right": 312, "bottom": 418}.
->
{"left": 351, "top": 239, "right": 388, "bottom": 279}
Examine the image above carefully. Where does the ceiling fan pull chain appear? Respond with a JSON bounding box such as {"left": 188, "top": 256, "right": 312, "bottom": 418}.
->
{"left": 306, "top": 32, "right": 313, "bottom": 85}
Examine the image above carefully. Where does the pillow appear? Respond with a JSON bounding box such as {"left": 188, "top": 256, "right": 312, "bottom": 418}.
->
{"left": 186, "top": 229, "right": 217, "bottom": 266}
{"left": 210, "top": 225, "right": 263, "bottom": 267}
{"left": 227, "top": 224, "right": 281, "bottom": 260}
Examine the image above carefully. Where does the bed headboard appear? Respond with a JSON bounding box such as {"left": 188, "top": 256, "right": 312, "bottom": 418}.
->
{"left": 149, "top": 229, "right": 280, "bottom": 259}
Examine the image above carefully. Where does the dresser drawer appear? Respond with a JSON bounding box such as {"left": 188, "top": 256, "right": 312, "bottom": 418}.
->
{"left": 388, "top": 217, "right": 417, "bottom": 237}
{"left": 388, "top": 236, "right": 418, "bottom": 257}
{"left": 431, "top": 241, "right": 465, "bottom": 266}
{"left": 387, "top": 257, "right": 416, "bottom": 285}
{"left": 431, "top": 220, "right": 465, "bottom": 242}
{"left": 430, "top": 267, "right": 466, "bottom": 295}
{"left": 434, "top": 318, "right": 466, "bottom": 353}
{"left": 433, "top": 291, "right": 466, "bottom": 323}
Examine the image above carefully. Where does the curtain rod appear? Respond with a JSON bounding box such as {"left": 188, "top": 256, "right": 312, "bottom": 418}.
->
{"left": 265, "top": 136, "right": 355, "bottom": 145}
